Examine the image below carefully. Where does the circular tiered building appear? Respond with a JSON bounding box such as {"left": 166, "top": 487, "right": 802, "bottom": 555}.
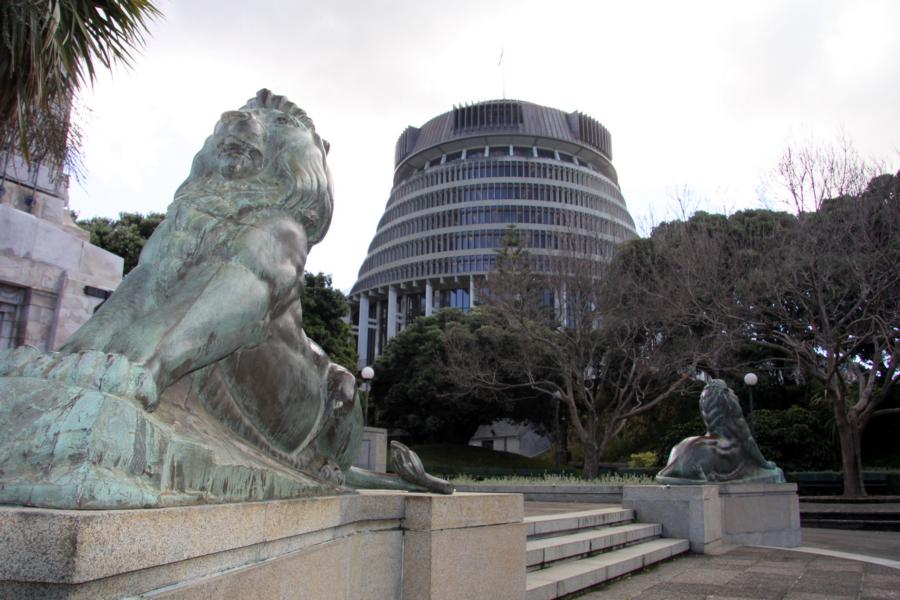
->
{"left": 351, "top": 99, "right": 638, "bottom": 367}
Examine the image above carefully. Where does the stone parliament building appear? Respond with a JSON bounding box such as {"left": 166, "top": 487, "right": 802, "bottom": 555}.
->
{"left": 0, "top": 155, "right": 123, "bottom": 351}
{"left": 350, "top": 99, "right": 639, "bottom": 368}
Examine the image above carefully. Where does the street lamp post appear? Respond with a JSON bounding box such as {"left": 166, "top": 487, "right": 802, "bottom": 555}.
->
{"left": 360, "top": 366, "right": 375, "bottom": 426}
{"left": 743, "top": 372, "right": 758, "bottom": 437}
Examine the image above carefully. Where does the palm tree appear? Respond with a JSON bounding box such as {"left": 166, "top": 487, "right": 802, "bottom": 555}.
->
{"left": 0, "top": 0, "right": 160, "bottom": 166}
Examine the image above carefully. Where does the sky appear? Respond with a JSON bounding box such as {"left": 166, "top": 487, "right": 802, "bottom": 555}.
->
{"left": 68, "top": 0, "right": 900, "bottom": 292}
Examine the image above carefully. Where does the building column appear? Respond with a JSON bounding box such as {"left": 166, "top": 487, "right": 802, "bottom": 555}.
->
{"left": 374, "top": 300, "right": 383, "bottom": 358}
{"left": 357, "top": 293, "right": 369, "bottom": 369}
{"left": 425, "top": 280, "right": 434, "bottom": 317}
{"left": 469, "top": 275, "right": 476, "bottom": 308}
{"left": 387, "top": 285, "right": 398, "bottom": 340}
{"left": 557, "top": 283, "right": 568, "bottom": 326}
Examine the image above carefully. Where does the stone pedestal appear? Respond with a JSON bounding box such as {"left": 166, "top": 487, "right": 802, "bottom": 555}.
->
{"left": 623, "top": 485, "right": 723, "bottom": 553}
{"left": 622, "top": 483, "right": 800, "bottom": 554}
{"left": 719, "top": 483, "right": 802, "bottom": 547}
{"left": 354, "top": 426, "right": 388, "bottom": 472}
{"left": 402, "top": 494, "right": 525, "bottom": 600}
{"left": 0, "top": 492, "right": 524, "bottom": 600}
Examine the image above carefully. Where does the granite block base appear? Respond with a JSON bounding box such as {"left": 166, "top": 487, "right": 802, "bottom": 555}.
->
{"left": 623, "top": 483, "right": 801, "bottom": 554}
{"left": 0, "top": 491, "right": 524, "bottom": 600}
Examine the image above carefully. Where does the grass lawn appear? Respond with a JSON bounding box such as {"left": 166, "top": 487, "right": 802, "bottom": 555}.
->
{"left": 410, "top": 443, "right": 561, "bottom": 474}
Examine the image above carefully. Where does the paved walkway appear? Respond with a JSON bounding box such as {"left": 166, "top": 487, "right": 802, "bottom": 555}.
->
{"left": 574, "top": 546, "right": 900, "bottom": 599}
{"left": 802, "top": 527, "right": 900, "bottom": 562}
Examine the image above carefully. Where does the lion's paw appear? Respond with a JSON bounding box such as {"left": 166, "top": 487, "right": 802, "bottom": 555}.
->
{"left": 0, "top": 345, "right": 44, "bottom": 376}
{"left": 0, "top": 348, "right": 159, "bottom": 411}
{"left": 318, "top": 461, "right": 346, "bottom": 486}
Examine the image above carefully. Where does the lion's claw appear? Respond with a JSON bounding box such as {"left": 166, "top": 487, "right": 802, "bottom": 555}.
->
{"left": 0, "top": 348, "right": 159, "bottom": 411}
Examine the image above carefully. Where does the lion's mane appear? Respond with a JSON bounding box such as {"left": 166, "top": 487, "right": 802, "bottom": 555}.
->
{"left": 173, "top": 89, "right": 334, "bottom": 244}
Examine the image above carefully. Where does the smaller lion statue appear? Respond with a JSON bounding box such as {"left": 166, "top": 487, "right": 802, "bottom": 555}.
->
{"left": 656, "top": 379, "right": 785, "bottom": 484}
{"left": 0, "top": 90, "right": 451, "bottom": 508}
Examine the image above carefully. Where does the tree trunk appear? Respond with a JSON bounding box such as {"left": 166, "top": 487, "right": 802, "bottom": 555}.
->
{"left": 551, "top": 399, "right": 568, "bottom": 468}
{"left": 581, "top": 416, "right": 600, "bottom": 479}
{"left": 582, "top": 441, "right": 600, "bottom": 479}
{"left": 832, "top": 391, "right": 866, "bottom": 497}
{"left": 837, "top": 424, "right": 866, "bottom": 497}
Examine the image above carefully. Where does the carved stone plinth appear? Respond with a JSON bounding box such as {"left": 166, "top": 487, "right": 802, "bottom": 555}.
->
{"left": 0, "top": 492, "right": 525, "bottom": 599}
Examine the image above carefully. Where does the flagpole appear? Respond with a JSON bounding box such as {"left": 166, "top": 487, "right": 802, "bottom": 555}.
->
{"left": 498, "top": 47, "right": 505, "bottom": 99}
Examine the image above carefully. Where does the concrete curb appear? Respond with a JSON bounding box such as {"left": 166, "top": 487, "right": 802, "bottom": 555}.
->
{"left": 755, "top": 544, "right": 900, "bottom": 571}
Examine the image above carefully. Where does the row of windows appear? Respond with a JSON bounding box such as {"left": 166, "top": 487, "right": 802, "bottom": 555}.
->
{"left": 360, "top": 228, "right": 617, "bottom": 275}
{"left": 367, "top": 203, "right": 634, "bottom": 255}
{"left": 390, "top": 157, "right": 621, "bottom": 207}
{"left": 362, "top": 224, "right": 617, "bottom": 274}
{"left": 378, "top": 181, "right": 632, "bottom": 232}
{"left": 433, "top": 146, "right": 580, "bottom": 167}
{"left": 356, "top": 253, "right": 560, "bottom": 293}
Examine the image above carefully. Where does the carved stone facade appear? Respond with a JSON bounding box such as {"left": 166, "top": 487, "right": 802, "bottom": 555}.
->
{"left": 0, "top": 156, "right": 123, "bottom": 350}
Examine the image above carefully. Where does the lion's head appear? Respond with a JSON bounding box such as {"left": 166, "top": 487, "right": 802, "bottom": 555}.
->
{"left": 699, "top": 378, "right": 745, "bottom": 436}
{"left": 176, "top": 89, "right": 333, "bottom": 244}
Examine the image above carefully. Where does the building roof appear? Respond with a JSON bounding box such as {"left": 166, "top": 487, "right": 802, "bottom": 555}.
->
{"left": 393, "top": 100, "right": 614, "bottom": 183}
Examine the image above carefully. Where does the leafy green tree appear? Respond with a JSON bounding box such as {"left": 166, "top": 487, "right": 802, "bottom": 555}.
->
{"left": 751, "top": 173, "right": 900, "bottom": 496}
{"left": 78, "top": 211, "right": 164, "bottom": 273}
{"left": 1, "top": 0, "right": 160, "bottom": 167}
{"left": 370, "top": 310, "right": 526, "bottom": 444}
{"left": 444, "top": 227, "right": 705, "bottom": 477}
{"left": 300, "top": 272, "right": 357, "bottom": 372}
{"left": 625, "top": 170, "right": 899, "bottom": 496}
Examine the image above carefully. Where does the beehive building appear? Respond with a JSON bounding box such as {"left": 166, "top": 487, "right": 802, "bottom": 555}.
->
{"left": 350, "top": 99, "right": 638, "bottom": 368}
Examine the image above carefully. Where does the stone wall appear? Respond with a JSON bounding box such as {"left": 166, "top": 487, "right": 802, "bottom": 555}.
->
{"left": 0, "top": 492, "right": 525, "bottom": 600}
{"left": 455, "top": 483, "right": 624, "bottom": 504}
{"left": 0, "top": 201, "right": 123, "bottom": 350}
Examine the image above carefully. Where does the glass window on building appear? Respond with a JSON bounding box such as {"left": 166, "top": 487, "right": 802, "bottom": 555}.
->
{"left": 0, "top": 284, "right": 26, "bottom": 350}
{"left": 439, "top": 288, "right": 470, "bottom": 312}
{"left": 405, "top": 293, "right": 424, "bottom": 323}
{"left": 512, "top": 146, "right": 532, "bottom": 158}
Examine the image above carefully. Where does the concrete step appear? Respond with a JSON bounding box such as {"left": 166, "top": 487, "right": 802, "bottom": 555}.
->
{"left": 525, "top": 507, "right": 635, "bottom": 537}
{"left": 527, "top": 522, "right": 663, "bottom": 568}
{"left": 526, "top": 537, "right": 690, "bottom": 600}
{"left": 802, "top": 510, "right": 900, "bottom": 520}
{"left": 801, "top": 518, "right": 900, "bottom": 531}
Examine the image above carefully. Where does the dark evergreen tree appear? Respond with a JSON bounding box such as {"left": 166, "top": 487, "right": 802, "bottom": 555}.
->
{"left": 78, "top": 211, "right": 164, "bottom": 273}
{"left": 300, "top": 272, "right": 357, "bottom": 373}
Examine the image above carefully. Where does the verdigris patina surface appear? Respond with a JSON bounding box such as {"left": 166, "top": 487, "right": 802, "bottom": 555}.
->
{"left": 0, "top": 90, "right": 451, "bottom": 509}
{"left": 656, "top": 379, "right": 785, "bottom": 484}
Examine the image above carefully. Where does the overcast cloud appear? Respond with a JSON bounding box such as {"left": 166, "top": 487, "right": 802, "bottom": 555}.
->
{"left": 68, "top": 0, "right": 900, "bottom": 292}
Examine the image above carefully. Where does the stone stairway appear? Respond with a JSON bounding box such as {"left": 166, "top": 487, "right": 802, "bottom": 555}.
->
{"left": 525, "top": 506, "right": 689, "bottom": 600}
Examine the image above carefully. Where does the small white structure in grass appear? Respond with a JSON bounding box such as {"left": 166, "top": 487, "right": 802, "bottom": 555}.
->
{"left": 469, "top": 420, "right": 551, "bottom": 458}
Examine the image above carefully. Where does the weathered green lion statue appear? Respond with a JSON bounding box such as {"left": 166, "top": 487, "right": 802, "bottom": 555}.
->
{"left": 0, "top": 90, "right": 451, "bottom": 509}
{"left": 656, "top": 379, "right": 785, "bottom": 484}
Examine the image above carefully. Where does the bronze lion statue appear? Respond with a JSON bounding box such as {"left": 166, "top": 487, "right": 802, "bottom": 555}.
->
{"left": 656, "top": 379, "right": 785, "bottom": 484}
{"left": 0, "top": 90, "right": 450, "bottom": 508}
